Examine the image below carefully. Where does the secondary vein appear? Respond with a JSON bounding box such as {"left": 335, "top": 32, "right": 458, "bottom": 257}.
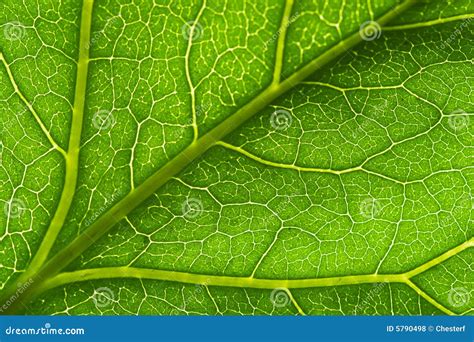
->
{"left": 39, "top": 239, "right": 473, "bottom": 291}
{"left": 33, "top": 238, "right": 471, "bottom": 316}
{"left": 384, "top": 13, "right": 474, "bottom": 31}
{"left": 23, "top": 0, "right": 95, "bottom": 274}
{"left": 0, "top": 53, "right": 67, "bottom": 157}
{"left": 272, "top": 0, "right": 295, "bottom": 84}
{"left": 185, "top": 0, "right": 207, "bottom": 142}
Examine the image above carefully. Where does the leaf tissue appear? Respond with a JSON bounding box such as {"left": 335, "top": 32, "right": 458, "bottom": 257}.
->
{"left": 0, "top": 0, "right": 472, "bottom": 315}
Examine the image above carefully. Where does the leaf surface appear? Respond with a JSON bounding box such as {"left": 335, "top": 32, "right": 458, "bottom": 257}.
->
{"left": 0, "top": 0, "right": 472, "bottom": 315}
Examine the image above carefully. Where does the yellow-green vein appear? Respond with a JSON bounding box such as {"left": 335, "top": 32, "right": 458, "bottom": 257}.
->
{"left": 0, "top": 53, "right": 67, "bottom": 157}
{"left": 23, "top": 0, "right": 94, "bottom": 274}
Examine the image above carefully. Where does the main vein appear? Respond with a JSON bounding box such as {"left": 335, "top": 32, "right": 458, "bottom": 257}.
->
{"left": 1, "top": 0, "right": 419, "bottom": 313}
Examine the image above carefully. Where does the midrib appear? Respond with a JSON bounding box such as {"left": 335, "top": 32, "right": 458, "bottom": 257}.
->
{"left": 1, "top": 0, "right": 420, "bottom": 314}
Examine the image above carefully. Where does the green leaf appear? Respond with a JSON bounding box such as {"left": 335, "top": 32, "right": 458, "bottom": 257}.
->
{"left": 0, "top": 0, "right": 472, "bottom": 316}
